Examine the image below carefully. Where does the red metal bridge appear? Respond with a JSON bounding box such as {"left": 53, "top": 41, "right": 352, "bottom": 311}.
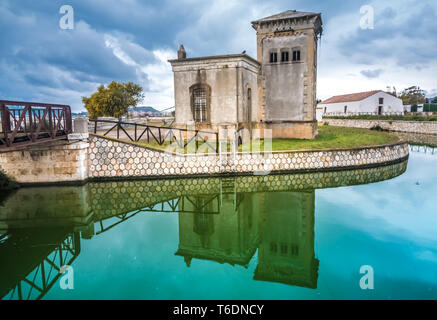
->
{"left": 0, "top": 100, "right": 72, "bottom": 149}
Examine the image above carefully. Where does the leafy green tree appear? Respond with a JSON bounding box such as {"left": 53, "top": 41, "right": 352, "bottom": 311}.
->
{"left": 399, "top": 86, "right": 426, "bottom": 105}
{"left": 83, "top": 81, "right": 144, "bottom": 119}
{"left": 432, "top": 96, "right": 437, "bottom": 103}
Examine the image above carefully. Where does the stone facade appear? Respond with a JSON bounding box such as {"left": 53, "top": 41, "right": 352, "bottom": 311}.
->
{"left": 0, "top": 140, "right": 88, "bottom": 184}
{"left": 169, "top": 54, "right": 260, "bottom": 134}
{"left": 88, "top": 135, "right": 409, "bottom": 180}
{"left": 323, "top": 118, "right": 437, "bottom": 135}
{"left": 252, "top": 11, "right": 322, "bottom": 139}
{"left": 169, "top": 10, "right": 322, "bottom": 140}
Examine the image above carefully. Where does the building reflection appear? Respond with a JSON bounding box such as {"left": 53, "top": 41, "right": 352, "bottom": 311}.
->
{"left": 174, "top": 185, "right": 318, "bottom": 288}
{"left": 175, "top": 191, "right": 258, "bottom": 267}
{"left": 255, "top": 191, "right": 318, "bottom": 288}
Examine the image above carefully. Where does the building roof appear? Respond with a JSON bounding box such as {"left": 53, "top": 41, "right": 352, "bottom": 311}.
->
{"left": 320, "top": 90, "right": 383, "bottom": 104}
{"left": 168, "top": 53, "right": 260, "bottom": 66}
{"left": 251, "top": 10, "right": 321, "bottom": 24}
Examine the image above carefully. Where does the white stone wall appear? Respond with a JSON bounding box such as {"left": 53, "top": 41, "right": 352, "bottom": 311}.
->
{"left": 88, "top": 135, "right": 409, "bottom": 179}
{"left": 323, "top": 118, "right": 437, "bottom": 134}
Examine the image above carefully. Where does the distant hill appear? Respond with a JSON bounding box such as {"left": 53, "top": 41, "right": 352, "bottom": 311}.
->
{"left": 72, "top": 106, "right": 168, "bottom": 117}
{"left": 131, "top": 106, "right": 161, "bottom": 113}
{"left": 72, "top": 111, "right": 88, "bottom": 117}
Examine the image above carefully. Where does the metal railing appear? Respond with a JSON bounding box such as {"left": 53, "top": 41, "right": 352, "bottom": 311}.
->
{"left": 0, "top": 100, "right": 72, "bottom": 149}
{"left": 90, "top": 119, "right": 219, "bottom": 153}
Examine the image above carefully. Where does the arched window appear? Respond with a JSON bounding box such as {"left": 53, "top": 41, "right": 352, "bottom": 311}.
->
{"left": 190, "top": 84, "right": 211, "bottom": 123}
{"left": 193, "top": 88, "right": 206, "bottom": 122}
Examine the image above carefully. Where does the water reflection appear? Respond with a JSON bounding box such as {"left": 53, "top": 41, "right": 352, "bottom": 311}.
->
{"left": 0, "top": 160, "right": 407, "bottom": 299}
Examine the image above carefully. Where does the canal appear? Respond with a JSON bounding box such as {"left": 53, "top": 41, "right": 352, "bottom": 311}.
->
{"left": 1, "top": 144, "right": 437, "bottom": 299}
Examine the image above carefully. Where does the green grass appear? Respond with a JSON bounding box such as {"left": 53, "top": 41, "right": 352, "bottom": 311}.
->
{"left": 131, "top": 139, "right": 222, "bottom": 153}
{"left": 240, "top": 125, "right": 401, "bottom": 152}
{"left": 103, "top": 125, "right": 401, "bottom": 153}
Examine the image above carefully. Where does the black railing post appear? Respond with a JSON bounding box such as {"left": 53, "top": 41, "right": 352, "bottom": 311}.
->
{"left": 117, "top": 121, "right": 120, "bottom": 139}
{"left": 158, "top": 127, "right": 162, "bottom": 145}
{"left": 134, "top": 124, "right": 137, "bottom": 141}
{"left": 195, "top": 130, "right": 199, "bottom": 153}
{"left": 94, "top": 120, "right": 97, "bottom": 134}
{"left": 216, "top": 133, "right": 219, "bottom": 154}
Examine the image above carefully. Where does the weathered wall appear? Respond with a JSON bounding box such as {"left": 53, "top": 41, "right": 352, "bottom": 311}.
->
{"left": 253, "top": 15, "right": 321, "bottom": 139}
{"left": 88, "top": 135, "right": 409, "bottom": 179}
{"left": 169, "top": 55, "right": 260, "bottom": 130}
{"left": 0, "top": 140, "right": 88, "bottom": 184}
{"left": 323, "top": 118, "right": 437, "bottom": 134}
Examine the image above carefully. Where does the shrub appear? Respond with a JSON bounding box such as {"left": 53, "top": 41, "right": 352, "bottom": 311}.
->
{"left": 0, "top": 170, "right": 19, "bottom": 191}
{"left": 370, "top": 125, "right": 388, "bottom": 132}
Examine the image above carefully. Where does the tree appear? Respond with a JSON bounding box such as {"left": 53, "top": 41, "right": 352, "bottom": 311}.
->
{"left": 432, "top": 96, "right": 437, "bottom": 103}
{"left": 399, "top": 86, "right": 426, "bottom": 105}
{"left": 83, "top": 81, "right": 144, "bottom": 119}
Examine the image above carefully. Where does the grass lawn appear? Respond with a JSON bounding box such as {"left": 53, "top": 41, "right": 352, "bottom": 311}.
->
{"left": 105, "top": 125, "right": 401, "bottom": 153}
{"left": 240, "top": 125, "right": 401, "bottom": 152}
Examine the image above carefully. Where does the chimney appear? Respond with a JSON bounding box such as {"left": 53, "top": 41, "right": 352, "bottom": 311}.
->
{"left": 178, "top": 44, "right": 186, "bottom": 59}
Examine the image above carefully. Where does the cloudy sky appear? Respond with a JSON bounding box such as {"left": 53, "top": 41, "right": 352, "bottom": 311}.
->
{"left": 1, "top": 0, "right": 436, "bottom": 112}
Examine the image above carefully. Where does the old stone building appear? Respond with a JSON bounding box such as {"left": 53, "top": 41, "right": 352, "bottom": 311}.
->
{"left": 169, "top": 10, "right": 323, "bottom": 139}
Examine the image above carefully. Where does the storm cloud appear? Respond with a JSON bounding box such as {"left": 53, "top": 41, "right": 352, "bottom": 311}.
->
{"left": 0, "top": 0, "right": 436, "bottom": 111}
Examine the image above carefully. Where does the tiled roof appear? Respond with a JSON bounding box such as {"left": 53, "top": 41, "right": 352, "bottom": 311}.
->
{"left": 320, "top": 90, "right": 383, "bottom": 104}
{"left": 251, "top": 10, "right": 320, "bottom": 24}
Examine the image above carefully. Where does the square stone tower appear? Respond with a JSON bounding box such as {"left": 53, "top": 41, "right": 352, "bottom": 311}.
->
{"left": 252, "top": 10, "right": 323, "bottom": 139}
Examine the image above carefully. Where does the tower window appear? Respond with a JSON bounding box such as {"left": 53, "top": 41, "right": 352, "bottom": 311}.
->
{"left": 269, "top": 52, "right": 278, "bottom": 63}
{"left": 344, "top": 105, "right": 348, "bottom": 113}
{"left": 281, "top": 243, "right": 288, "bottom": 255}
{"left": 292, "top": 50, "right": 301, "bottom": 62}
{"left": 379, "top": 98, "right": 384, "bottom": 104}
{"left": 281, "top": 51, "right": 289, "bottom": 62}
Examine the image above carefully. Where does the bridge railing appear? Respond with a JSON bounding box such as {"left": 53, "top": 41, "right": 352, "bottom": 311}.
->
{"left": 89, "top": 119, "right": 219, "bottom": 154}
{"left": 0, "top": 100, "right": 72, "bottom": 149}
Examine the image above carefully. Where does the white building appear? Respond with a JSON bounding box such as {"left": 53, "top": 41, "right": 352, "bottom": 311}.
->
{"left": 318, "top": 90, "right": 404, "bottom": 117}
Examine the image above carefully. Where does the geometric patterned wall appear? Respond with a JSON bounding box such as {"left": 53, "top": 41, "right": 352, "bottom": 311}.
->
{"left": 88, "top": 135, "right": 409, "bottom": 179}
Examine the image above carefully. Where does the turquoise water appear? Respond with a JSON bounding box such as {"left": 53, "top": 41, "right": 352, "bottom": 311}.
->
{"left": 1, "top": 147, "right": 437, "bottom": 300}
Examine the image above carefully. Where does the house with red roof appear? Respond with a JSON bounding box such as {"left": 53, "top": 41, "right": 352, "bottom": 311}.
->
{"left": 317, "top": 90, "right": 404, "bottom": 119}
